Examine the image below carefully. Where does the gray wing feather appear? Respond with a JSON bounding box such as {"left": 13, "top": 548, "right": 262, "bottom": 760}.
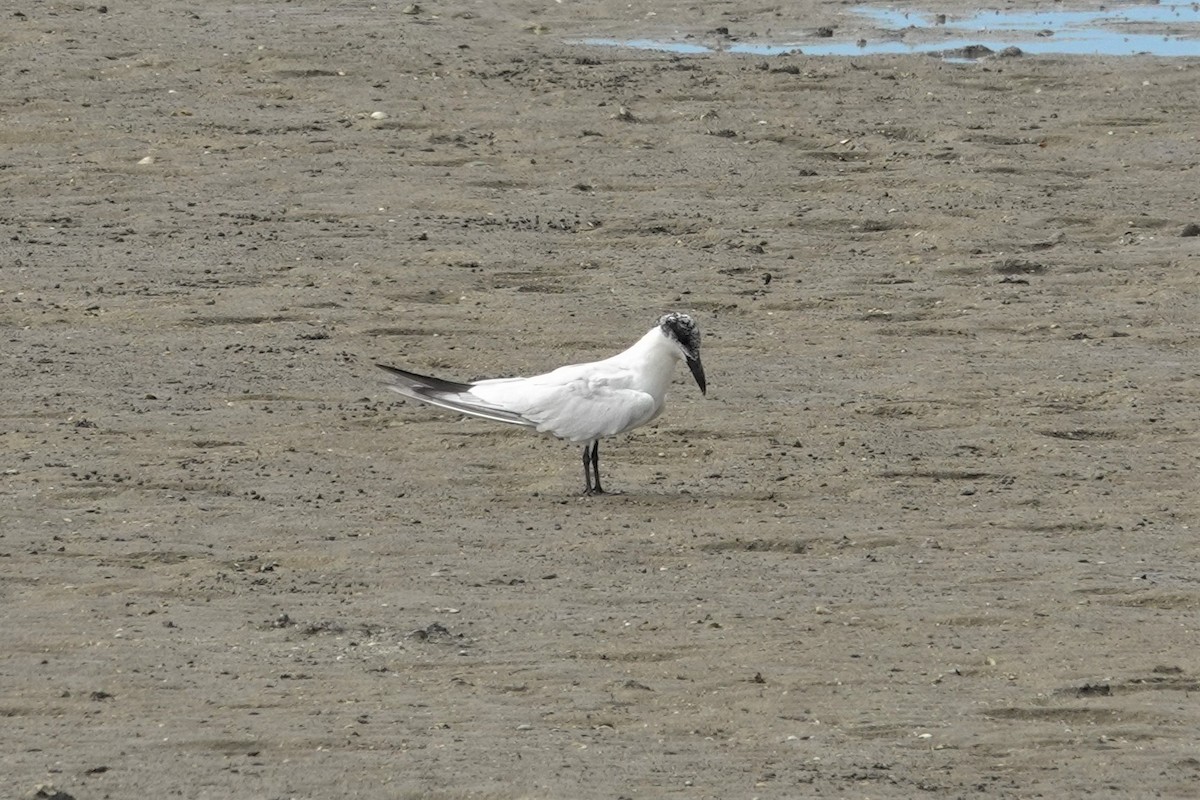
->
{"left": 376, "top": 363, "right": 537, "bottom": 429}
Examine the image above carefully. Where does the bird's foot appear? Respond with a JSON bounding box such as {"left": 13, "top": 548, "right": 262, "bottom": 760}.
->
{"left": 581, "top": 486, "right": 623, "bottom": 496}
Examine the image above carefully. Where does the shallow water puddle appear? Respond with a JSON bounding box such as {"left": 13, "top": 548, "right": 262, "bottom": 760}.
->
{"left": 574, "top": 0, "right": 1200, "bottom": 58}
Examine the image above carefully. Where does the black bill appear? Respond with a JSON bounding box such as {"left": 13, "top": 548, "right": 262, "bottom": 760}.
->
{"left": 686, "top": 354, "right": 707, "bottom": 395}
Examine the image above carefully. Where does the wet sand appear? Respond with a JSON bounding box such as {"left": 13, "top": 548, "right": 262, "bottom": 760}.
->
{"left": 3, "top": 1, "right": 1199, "bottom": 797}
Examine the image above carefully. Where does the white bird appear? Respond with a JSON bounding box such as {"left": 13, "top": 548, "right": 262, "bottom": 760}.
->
{"left": 377, "top": 312, "right": 706, "bottom": 494}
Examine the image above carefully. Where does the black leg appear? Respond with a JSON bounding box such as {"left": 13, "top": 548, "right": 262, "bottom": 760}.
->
{"left": 590, "top": 440, "right": 603, "bottom": 495}
{"left": 581, "top": 441, "right": 605, "bottom": 496}
{"left": 581, "top": 444, "right": 593, "bottom": 495}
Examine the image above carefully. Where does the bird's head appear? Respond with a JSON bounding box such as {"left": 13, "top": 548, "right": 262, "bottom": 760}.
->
{"left": 659, "top": 312, "right": 706, "bottom": 395}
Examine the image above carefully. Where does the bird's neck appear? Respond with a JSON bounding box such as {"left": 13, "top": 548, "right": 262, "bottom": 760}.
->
{"left": 615, "top": 327, "right": 681, "bottom": 396}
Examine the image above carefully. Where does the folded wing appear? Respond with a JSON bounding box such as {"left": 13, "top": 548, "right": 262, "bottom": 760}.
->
{"left": 377, "top": 364, "right": 536, "bottom": 429}
{"left": 471, "top": 370, "right": 659, "bottom": 443}
{"left": 379, "top": 363, "right": 660, "bottom": 443}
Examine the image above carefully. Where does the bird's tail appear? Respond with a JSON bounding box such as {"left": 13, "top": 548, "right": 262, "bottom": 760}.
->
{"left": 376, "top": 364, "right": 536, "bottom": 429}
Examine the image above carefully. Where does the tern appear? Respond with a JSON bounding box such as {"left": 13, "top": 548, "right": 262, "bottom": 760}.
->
{"left": 377, "top": 312, "right": 706, "bottom": 494}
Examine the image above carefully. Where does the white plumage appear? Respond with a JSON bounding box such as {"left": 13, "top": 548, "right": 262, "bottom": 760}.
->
{"left": 378, "top": 313, "right": 706, "bottom": 494}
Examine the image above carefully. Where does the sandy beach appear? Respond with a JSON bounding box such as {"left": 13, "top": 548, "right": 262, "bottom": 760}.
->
{"left": 3, "top": 1, "right": 1199, "bottom": 797}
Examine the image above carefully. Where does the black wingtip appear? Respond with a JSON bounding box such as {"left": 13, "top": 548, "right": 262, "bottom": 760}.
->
{"left": 376, "top": 363, "right": 475, "bottom": 394}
